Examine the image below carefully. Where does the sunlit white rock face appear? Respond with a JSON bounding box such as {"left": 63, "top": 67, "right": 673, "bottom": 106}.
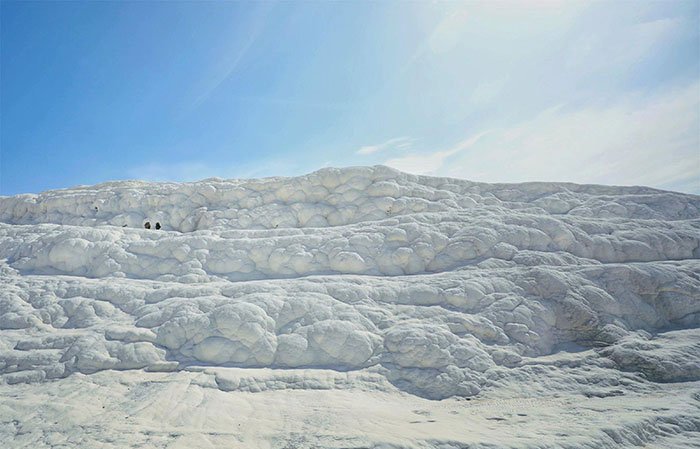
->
{"left": 1, "top": 166, "right": 699, "bottom": 448}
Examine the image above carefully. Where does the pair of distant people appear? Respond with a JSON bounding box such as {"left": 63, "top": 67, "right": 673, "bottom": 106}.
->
{"left": 144, "top": 221, "right": 161, "bottom": 230}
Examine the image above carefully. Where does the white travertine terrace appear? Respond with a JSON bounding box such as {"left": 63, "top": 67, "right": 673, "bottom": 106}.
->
{"left": 1, "top": 166, "right": 698, "bottom": 448}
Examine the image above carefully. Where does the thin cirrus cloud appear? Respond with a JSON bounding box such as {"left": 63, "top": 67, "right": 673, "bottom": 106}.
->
{"left": 187, "top": 4, "right": 273, "bottom": 112}
{"left": 384, "top": 81, "right": 700, "bottom": 194}
{"left": 382, "top": 131, "right": 491, "bottom": 175}
{"left": 565, "top": 17, "right": 684, "bottom": 72}
{"left": 356, "top": 137, "right": 414, "bottom": 155}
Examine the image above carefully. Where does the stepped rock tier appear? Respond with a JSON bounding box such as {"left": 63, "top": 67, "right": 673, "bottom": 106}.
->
{"left": 1, "top": 166, "right": 698, "bottom": 448}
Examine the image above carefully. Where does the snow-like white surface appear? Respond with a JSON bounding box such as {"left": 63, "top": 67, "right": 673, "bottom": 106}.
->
{"left": 1, "top": 166, "right": 698, "bottom": 448}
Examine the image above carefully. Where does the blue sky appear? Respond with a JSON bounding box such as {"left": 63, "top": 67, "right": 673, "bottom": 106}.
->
{"left": 1, "top": 0, "right": 698, "bottom": 195}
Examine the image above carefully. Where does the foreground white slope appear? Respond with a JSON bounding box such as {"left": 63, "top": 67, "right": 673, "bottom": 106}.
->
{"left": 1, "top": 166, "right": 698, "bottom": 448}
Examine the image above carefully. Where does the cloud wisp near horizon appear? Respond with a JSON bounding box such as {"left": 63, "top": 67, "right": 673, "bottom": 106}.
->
{"left": 374, "top": 80, "right": 699, "bottom": 193}
{"left": 1, "top": 0, "right": 698, "bottom": 194}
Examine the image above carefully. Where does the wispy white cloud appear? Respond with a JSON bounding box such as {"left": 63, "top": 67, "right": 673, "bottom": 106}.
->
{"left": 188, "top": 5, "right": 273, "bottom": 111}
{"left": 383, "top": 131, "right": 491, "bottom": 175}
{"left": 356, "top": 136, "right": 414, "bottom": 155}
{"left": 565, "top": 17, "right": 684, "bottom": 73}
{"left": 403, "top": 0, "right": 584, "bottom": 73}
{"left": 389, "top": 82, "right": 699, "bottom": 193}
{"left": 470, "top": 78, "right": 507, "bottom": 106}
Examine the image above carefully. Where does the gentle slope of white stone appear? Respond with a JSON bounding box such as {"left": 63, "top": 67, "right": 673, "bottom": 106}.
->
{"left": 1, "top": 166, "right": 698, "bottom": 448}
